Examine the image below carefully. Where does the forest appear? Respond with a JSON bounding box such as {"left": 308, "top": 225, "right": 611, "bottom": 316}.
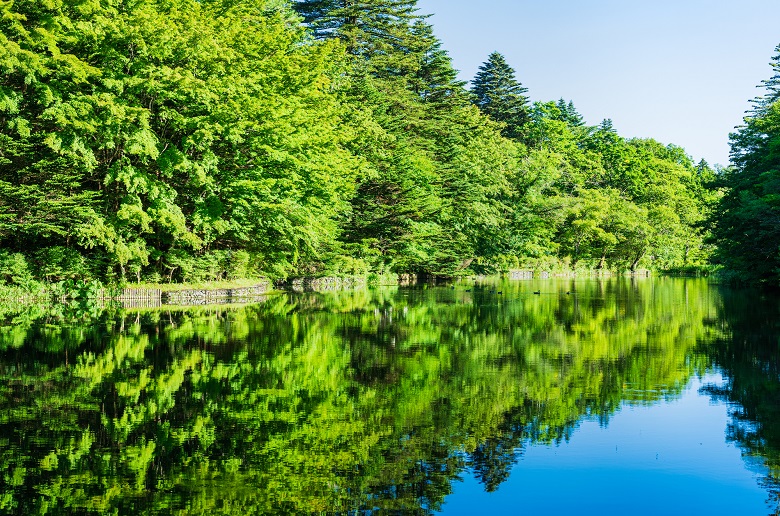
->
{"left": 0, "top": 0, "right": 778, "bottom": 290}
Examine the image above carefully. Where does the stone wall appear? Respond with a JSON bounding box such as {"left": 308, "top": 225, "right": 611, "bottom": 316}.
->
{"left": 284, "top": 276, "right": 367, "bottom": 292}
{"left": 163, "top": 282, "right": 270, "bottom": 304}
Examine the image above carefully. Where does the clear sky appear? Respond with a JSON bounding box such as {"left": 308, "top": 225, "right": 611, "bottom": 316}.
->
{"left": 417, "top": 0, "right": 780, "bottom": 166}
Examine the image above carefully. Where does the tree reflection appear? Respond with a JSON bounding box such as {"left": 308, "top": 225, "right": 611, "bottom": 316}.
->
{"left": 0, "top": 278, "right": 725, "bottom": 514}
{"left": 702, "top": 287, "right": 780, "bottom": 515}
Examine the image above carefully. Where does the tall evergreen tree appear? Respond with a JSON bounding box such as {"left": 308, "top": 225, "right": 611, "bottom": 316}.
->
{"left": 470, "top": 52, "right": 530, "bottom": 141}
{"left": 750, "top": 43, "right": 780, "bottom": 115}
{"left": 555, "top": 98, "right": 585, "bottom": 127}
{"left": 407, "top": 20, "right": 468, "bottom": 105}
{"left": 293, "top": 0, "right": 518, "bottom": 275}
{"left": 293, "top": 0, "right": 424, "bottom": 79}
{"left": 711, "top": 45, "right": 780, "bottom": 285}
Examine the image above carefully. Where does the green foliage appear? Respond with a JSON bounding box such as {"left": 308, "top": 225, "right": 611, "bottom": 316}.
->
{"left": 295, "top": 0, "right": 521, "bottom": 275}
{"left": 0, "top": 0, "right": 361, "bottom": 284}
{"left": 554, "top": 98, "right": 585, "bottom": 127}
{"left": 0, "top": 251, "right": 34, "bottom": 288}
{"left": 498, "top": 104, "right": 715, "bottom": 272}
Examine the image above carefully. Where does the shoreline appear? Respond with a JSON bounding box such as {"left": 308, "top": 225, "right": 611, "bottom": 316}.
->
{"left": 0, "top": 268, "right": 716, "bottom": 309}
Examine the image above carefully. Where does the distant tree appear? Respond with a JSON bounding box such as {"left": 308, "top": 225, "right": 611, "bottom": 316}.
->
{"left": 598, "top": 118, "right": 616, "bottom": 133}
{"left": 555, "top": 98, "right": 585, "bottom": 127}
{"left": 470, "top": 52, "right": 530, "bottom": 140}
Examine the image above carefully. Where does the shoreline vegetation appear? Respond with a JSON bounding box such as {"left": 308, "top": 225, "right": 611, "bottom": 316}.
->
{"left": 0, "top": 0, "right": 777, "bottom": 294}
{"left": 0, "top": 266, "right": 713, "bottom": 308}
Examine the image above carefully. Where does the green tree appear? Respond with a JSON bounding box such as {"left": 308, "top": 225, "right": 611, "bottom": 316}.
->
{"left": 295, "top": 0, "right": 520, "bottom": 275}
{"left": 0, "top": 0, "right": 107, "bottom": 277}
{"left": 0, "top": 0, "right": 363, "bottom": 282}
{"left": 711, "top": 44, "right": 780, "bottom": 285}
{"left": 555, "top": 98, "right": 585, "bottom": 127}
{"left": 293, "top": 0, "right": 422, "bottom": 75}
{"left": 470, "top": 52, "right": 530, "bottom": 141}
{"left": 750, "top": 43, "right": 780, "bottom": 115}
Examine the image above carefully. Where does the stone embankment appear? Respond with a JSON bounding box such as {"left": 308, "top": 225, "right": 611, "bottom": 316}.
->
{"left": 109, "top": 276, "right": 371, "bottom": 306}
{"left": 101, "top": 281, "right": 272, "bottom": 307}
{"left": 283, "top": 276, "right": 367, "bottom": 292}
{"left": 508, "top": 269, "right": 651, "bottom": 279}
{"left": 163, "top": 283, "right": 270, "bottom": 304}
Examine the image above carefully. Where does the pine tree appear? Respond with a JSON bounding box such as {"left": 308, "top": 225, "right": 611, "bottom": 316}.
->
{"left": 293, "top": 0, "right": 444, "bottom": 273}
{"left": 750, "top": 44, "right": 780, "bottom": 115}
{"left": 293, "top": 0, "right": 424, "bottom": 78}
{"left": 711, "top": 45, "right": 780, "bottom": 285}
{"left": 407, "top": 20, "right": 467, "bottom": 105}
{"left": 470, "top": 52, "right": 530, "bottom": 141}
{"left": 292, "top": 1, "right": 518, "bottom": 274}
{"left": 555, "top": 98, "right": 585, "bottom": 127}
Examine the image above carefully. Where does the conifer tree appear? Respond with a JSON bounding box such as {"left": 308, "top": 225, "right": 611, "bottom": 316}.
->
{"left": 293, "top": 0, "right": 517, "bottom": 275}
{"left": 408, "top": 20, "right": 468, "bottom": 105}
{"left": 750, "top": 43, "right": 780, "bottom": 115}
{"left": 555, "top": 98, "right": 585, "bottom": 127}
{"left": 711, "top": 45, "right": 780, "bottom": 285}
{"left": 470, "top": 52, "right": 530, "bottom": 140}
{"left": 293, "top": 0, "right": 423, "bottom": 78}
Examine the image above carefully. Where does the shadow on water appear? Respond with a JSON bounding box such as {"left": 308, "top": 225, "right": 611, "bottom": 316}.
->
{"left": 700, "top": 287, "right": 780, "bottom": 515}
{"left": 0, "top": 277, "right": 777, "bottom": 514}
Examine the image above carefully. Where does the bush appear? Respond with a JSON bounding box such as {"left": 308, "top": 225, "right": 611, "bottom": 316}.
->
{"left": 327, "top": 255, "right": 370, "bottom": 277}
{"left": 34, "top": 247, "right": 94, "bottom": 282}
{"left": 0, "top": 251, "right": 35, "bottom": 287}
{"left": 226, "top": 250, "right": 252, "bottom": 280}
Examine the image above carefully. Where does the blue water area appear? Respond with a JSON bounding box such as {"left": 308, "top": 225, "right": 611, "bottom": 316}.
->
{"left": 440, "top": 374, "right": 769, "bottom": 515}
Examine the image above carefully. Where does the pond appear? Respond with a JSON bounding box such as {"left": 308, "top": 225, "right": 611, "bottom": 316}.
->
{"left": 0, "top": 276, "right": 778, "bottom": 514}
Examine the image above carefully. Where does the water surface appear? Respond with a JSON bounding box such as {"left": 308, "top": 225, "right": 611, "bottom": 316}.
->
{"left": 0, "top": 277, "right": 778, "bottom": 514}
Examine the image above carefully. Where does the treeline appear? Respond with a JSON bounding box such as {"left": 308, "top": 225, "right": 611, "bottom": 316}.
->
{"left": 0, "top": 0, "right": 717, "bottom": 287}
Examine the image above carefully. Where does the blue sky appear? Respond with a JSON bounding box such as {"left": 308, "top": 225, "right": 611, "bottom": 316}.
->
{"left": 417, "top": 0, "right": 780, "bottom": 166}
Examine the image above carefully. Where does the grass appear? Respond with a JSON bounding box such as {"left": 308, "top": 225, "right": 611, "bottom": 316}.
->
{"left": 122, "top": 277, "right": 271, "bottom": 293}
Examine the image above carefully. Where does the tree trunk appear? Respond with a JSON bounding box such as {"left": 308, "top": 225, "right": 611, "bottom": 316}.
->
{"left": 456, "top": 258, "right": 474, "bottom": 271}
{"left": 630, "top": 251, "right": 645, "bottom": 272}
{"left": 597, "top": 251, "right": 607, "bottom": 270}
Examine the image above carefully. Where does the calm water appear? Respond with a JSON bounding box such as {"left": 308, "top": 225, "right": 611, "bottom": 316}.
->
{"left": 0, "top": 277, "right": 779, "bottom": 515}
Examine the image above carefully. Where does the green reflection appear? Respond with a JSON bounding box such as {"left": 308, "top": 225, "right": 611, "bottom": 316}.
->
{"left": 0, "top": 278, "right": 734, "bottom": 514}
{"left": 702, "top": 287, "right": 780, "bottom": 515}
